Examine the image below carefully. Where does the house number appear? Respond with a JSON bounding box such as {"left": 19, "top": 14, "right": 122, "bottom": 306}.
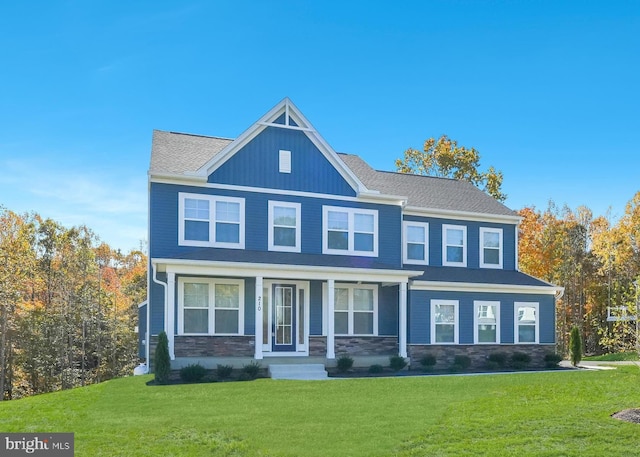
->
{"left": 258, "top": 296, "right": 262, "bottom": 312}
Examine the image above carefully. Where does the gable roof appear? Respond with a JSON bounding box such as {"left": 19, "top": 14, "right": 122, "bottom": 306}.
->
{"left": 150, "top": 130, "right": 232, "bottom": 175}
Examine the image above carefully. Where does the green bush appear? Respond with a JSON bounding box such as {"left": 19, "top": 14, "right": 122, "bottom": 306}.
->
{"left": 570, "top": 326, "right": 582, "bottom": 366}
{"left": 179, "top": 364, "right": 207, "bottom": 383}
{"left": 368, "top": 364, "right": 384, "bottom": 374}
{"left": 154, "top": 331, "right": 171, "bottom": 385}
{"left": 488, "top": 351, "right": 508, "bottom": 368}
{"left": 544, "top": 353, "right": 563, "bottom": 368}
{"left": 241, "top": 361, "right": 262, "bottom": 380}
{"left": 511, "top": 351, "right": 531, "bottom": 370}
{"left": 336, "top": 355, "right": 354, "bottom": 373}
{"left": 485, "top": 360, "right": 501, "bottom": 371}
{"left": 452, "top": 355, "right": 471, "bottom": 371}
{"left": 216, "top": 364, "right": 233, "bottom": 380}
{"left": 389, "top": 355, "right": 407, "bottom": 371}
{"left": 419, "top": 354, "right": 437, "bottom": 370}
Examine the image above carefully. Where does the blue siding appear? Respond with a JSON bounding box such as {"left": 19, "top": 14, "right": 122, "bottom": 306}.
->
{"left": 403, "top": 215, "right": 517, "bottom": 270}
{"left": 150, "top": 273, "right": 166, "bottom": 335}
{"left": 309, "top": 280, "right": 323, "bottom": 335}
{"left": 408, "top": 289, "right": 555, "bottom": 345}
{"left": 138, "top": 303, "right": 147, "bottom": 358}
{"left": 379, "top": 285, "right": 399, "bottom": 336}
{"left": 208, "top": 126, "right": 357, "bottom": 197}
{"left": 244, "top": 278, "right": 256, "bottom": 335}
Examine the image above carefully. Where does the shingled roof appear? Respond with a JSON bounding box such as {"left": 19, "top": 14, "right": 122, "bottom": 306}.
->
{"left": 150, "top": 129, "right": 517, "bottom": 217}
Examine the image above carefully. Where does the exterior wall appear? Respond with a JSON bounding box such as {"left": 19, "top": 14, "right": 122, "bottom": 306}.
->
{"left": 309, "top": 336, "right": 327, "bottom": 356}
{"left": 335, "top": 336, "right": 398, "bottom": 357}
{"left": 408, "top": 344, "right": 556, "bottom": 369}
{"left": 379, "top": 285, "right": 399, "bottom": 336}
{"left": 309, "top": 280, "right": 323, "bottom": 336}
{"left": 149, "top": 271, "right": 166, "bottom": 335}
{"left": 174, "top": 336, "right": 254, "bottom": 358}
{"left": 138, "top": 303, "right": 147, "bottom": 359}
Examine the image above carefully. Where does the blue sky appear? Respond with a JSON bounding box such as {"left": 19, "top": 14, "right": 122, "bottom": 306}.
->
{"left": 1, "top": 1, "right": 638, "bottom": 252}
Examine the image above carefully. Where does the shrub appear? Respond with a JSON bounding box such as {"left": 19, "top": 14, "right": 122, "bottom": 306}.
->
{"left": 544, "top": 353, "right": 563, "bottom": 368}
{"left": 452, "top": 355, "right": 471, "bottom": 371}
{"left": 485, "top": 360, "right": 501, "bottom": 371}
{"left": 368, "top": 364, "right": 384, "bottom": 374}
{"left": 389, "top": 355, "right": 407, "bottom": 371}
{"left": 570, "top": 326, "right": 583, "bottom": 366}
{"left": 241, "top": 361, "right": 262, "bottom": 380}
{"left": 179, "top": 364, "right": 206, "bottom": 383}
{"left": 511, "top": 351, "right": 531, "bottom": 370}
{"left": 154, "top": 331, "right": 171, "bottom": 385}
{"left": 336, "top": 355, "right": 354, "bottom": 373}
{"left": 419, "top": 354, "right": 437, "bottom": 370}
{"left": 488, "top": 351, "right": 508, "bottom": 368}
{"left": 216, "top": 364, "right": 233, "bottom": 380}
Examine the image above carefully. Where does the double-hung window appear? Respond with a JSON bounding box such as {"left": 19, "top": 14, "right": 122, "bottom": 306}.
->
{"left": 323, "top": 206, "right": 378, "bottom": 256}
{"left": 515, "top": 302, "right": 539, "bottom": 343}
{"left": 268, "top": 201, "right": 301, "bottom": 252}
{"left": 442, "top": 224, "right": 467, "bottom": 267}
{"left": 334, "top": 284, "right": 377, "bottom": 335}
{"left": 480, "top": 227, "right": 503, "bottom": 268}
{"left": 403, "top": 221, "right": 429, "bottom": 264}
{"left": 474, "top": 301, "right": 500, "bottom": 344}
{"left": 431, "top": 300, "right": 458, "bottom": 344}
{"left": 178, "top": 193, "right": 245, "bottom": 248}
{"left": 178, "top": 278, "right": 244, "bottom": 335}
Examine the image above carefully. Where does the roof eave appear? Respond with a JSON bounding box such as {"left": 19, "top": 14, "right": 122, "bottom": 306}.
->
{"left": 404, "top": 205, "right": 522, "bottom": 224}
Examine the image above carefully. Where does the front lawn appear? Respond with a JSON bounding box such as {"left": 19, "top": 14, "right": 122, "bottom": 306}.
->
{"left": 0, "top": 367, "right": 638, "bottom": 456}
{"left": 584, "top": 351, "right": 639, "bottom": 361}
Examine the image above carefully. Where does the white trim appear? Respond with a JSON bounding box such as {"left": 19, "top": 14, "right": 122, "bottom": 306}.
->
{"left": 332, "top": 283, "right": 379, "bottom": 336}
{"left": 403, "top": 221, "right": 429, "bottom": 265}
{"left": 327, "top": 279, "right": 335, "bottom": 359}
{"left": 473, "top": 301, "right": 501, "bottom": 344}
{"left": 322, "top": 206, "right": 378, "bottom": 257}
{"left": 177, "top": 277, "right": 245, "bottom": 336}
{"left": 515, "top": 221, "right": 520, "bottom": 271}
{"left": 268, "top": 201, "right": 301, "bottom": 253}
{"left": 279, "top": 150, "right": 291, "bottom": 173}
{"left": 514, "top": 302, "right": 539, "bottom": 344}
{"left": 399, "top": 282, "right": 408, "bottom": 357}
{"left": 404, "top": 206, "right": 522, "bottom": 224}
{"left": 410, "top": 280, "right": 560, "bottom": 295}
{"left": 480, "top": 227, "right": 503, "bottom": 269}
{"left": 430, "top": 299, "right": 459, "bottom": 344}
{"left": 167, "top": 272, "right": 176, "bottom": 359}
{"left": 178, "top": 193, "right": 245, "bottom": 249}
{"left": 442, "top": 224, "right": 467, "bottom": 267}
{"left": 255, "top": 276, "right": 263, "bottom": 360}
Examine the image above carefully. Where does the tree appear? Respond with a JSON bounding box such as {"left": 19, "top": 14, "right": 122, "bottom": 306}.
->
{"left": 154, "top": 331, "right": 170, "bottom": 385}
{"left": 395, "top": 135, "right": 506, "bottom": 202}
{"left": 570, "top": 325, "right": 583, "bottom": 366}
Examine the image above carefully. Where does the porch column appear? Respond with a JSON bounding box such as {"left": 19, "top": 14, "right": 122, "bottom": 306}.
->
{"left": 255, "top": 276, "right": 263, "bottom": 360}
{"left": 167, "top": 272, "right": 176, "bottom": 360}
{"left": 327, "top": 279, "right": 335, "bottom": 359}
{"left": 399, "top": 281, "right": 408, "bottom": 358}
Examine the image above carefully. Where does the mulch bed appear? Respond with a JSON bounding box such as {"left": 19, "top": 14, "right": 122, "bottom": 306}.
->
{"left": 611, "top": 409, "right": 640, "bottom": 424}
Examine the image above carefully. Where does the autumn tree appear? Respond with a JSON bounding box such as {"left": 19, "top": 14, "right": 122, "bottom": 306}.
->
{"left": 395, "top": 135, "right": 506, "bottom": 202}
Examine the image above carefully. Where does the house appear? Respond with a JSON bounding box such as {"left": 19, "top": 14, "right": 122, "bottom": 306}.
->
{"left": 140, "top": 98, "right": 562, "bottom": 374}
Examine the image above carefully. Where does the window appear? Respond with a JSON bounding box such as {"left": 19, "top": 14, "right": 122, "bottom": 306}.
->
{"left": 480, "top": 227, "right": 503, "bottom": 268}
{"left": 178, "top": 193, "right": 245, "bottom": 248}
{"left": 322, "top": 206, "right": 378, "bottom": 256}
{"left": 403, "top": 221, "right": 429, "bottom": 264}
{"left": 279, "top": 150, "right": 291, "bottom": 173}
{"left": 431, "top": 300, "right": 458, "bottom": 344}
{"left": 333, "top": 284, "right": 377, "bottom": 335}
{"left": 442, "top": 225, "right": 467, "bottom": 266}
{"left": 515, "top": 302, "right": 539, "bottom": 343}
{"left": 474, "top": 301, "right": 500, "bottom": 344}
{"left": 178, "top": 278, "right": 244, "bottom": 335}
{"left": 268, "top": 201, "right": 301, "bottom": 252}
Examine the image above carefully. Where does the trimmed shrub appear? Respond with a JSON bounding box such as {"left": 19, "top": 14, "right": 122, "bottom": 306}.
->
{"left": 154, "top": 331, "right": 171, "bottom": 385}
{"left": 419, "top": 354, "right": 437, "bottom": 371}
{"left": 241, "top": 361, "right": 262, "bottom": 380}
{"left": 452, "top": 355, "right": 471, "bottom": 371}
{"left": 389, "top": 355, "right": 407, "bottom": 371}
{"left": 511, "top": 351, "right": 531, "bottom": 370}
{"left": 368, "top": 364, "right": 384, "bottom": 374}
{"left": 336, "top": 355, "right": 354, "bottom": 373}
{"left": 179, "top": 364, "right": 206, "bottom": 383}
{"left": 488, "top": 351, "right": 508, "bottom": 368}
{"left": 570, "top": 326, "right": 582, "bottom": 366}
{"left": 544, "top": 353, "right": 563, "bottom": 368}
{"left": 216, "top": 364, "right": 233, "bottom": 380}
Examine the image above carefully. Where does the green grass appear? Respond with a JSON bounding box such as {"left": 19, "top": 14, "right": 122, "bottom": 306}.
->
{"left": 0, "top": 367, "right": 639, "bottom": 456}
{"left": 584, "top": 351, "right": 639, "bottom": 361}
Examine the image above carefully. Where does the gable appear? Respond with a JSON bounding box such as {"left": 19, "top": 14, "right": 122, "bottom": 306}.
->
{"left": 207, "top": 125, "right": 357, "bottom": 196}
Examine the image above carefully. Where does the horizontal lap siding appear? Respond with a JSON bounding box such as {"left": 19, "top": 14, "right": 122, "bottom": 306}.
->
{"left": 150, "top": 272, "right": 166, "bottom": 335}
{"left": 379, "top": 285, "right": 399, "bottom": 336}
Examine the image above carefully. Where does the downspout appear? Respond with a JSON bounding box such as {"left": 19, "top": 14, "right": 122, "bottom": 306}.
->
{"left": 151, "top": 262, "right": 168, "bottom": 365}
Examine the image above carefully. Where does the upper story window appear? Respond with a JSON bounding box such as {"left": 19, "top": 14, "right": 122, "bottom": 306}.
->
{"left": 178, "top": 193, "right": 245, "bottom": 248}
{"left": 442, "top": 224, "right": 467, "bottom": 267}
{"left": 431, "top": 299, "right": 458, "bottom": 344}
{"left": 480, "top": 227, "right": 503, "bottom": 269}
{"left": 268, "top": 201, "right": 301, "bottom": 252}
{"left": 515, "top": 302, "right": 539, "bottom": 343}
{"left": 403, "top": 221, "right": 429, "bottom": 265}
{"left": 474, "top": 301, "right": 500, "bottom": 344}
{"left": 322, "top": 206, "right": 378, "bottom": 257}
{"left": 178, "top": 278, "right": 244, "bottom": 335}
{"left": 334, "top": 284, "right": 378, "bottom": 336}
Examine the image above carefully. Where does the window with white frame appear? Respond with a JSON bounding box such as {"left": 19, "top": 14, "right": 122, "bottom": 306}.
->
{"left": 279, "top": 150, "right": 291, "bottom": 173}
{"left": 431, "top": 299, "right": 458, "bottom": 344}
{"left": 514, "top": 302, "right": 539, "bottom": 343}
{"left": 474, "top": 301, "right": 500, "bottom": 344}
{"left": 403, "top": 221, "right": 429, "bottom": 264}
{"left": 268, "top": 201, "right": 301, "bottom": 252}
{"left": 480, "top": 227, "right": 503, "bottom": 268}
{"left": 178, "top": 278, "right": 244, "bottom": 335}
{"left": 442, "top": 224, "right": 467, "bottom": 266}
{"left": 334, "top": 284, "right": 378, "bottom": 335}
{"left": 323, "top": 206, "right": 378, "bottom": 256}
{"left": 178, "top": 193, "right": 245, "bottom": 248}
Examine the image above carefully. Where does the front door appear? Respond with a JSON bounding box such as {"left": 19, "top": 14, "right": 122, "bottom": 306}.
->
{"left": 272, "top": 284, "right": 296, "bottom": 352}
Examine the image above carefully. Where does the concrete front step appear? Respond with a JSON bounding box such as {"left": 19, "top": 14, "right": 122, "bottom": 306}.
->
{"left": 268, "top": 363, "right": 328, "bottom": 380}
